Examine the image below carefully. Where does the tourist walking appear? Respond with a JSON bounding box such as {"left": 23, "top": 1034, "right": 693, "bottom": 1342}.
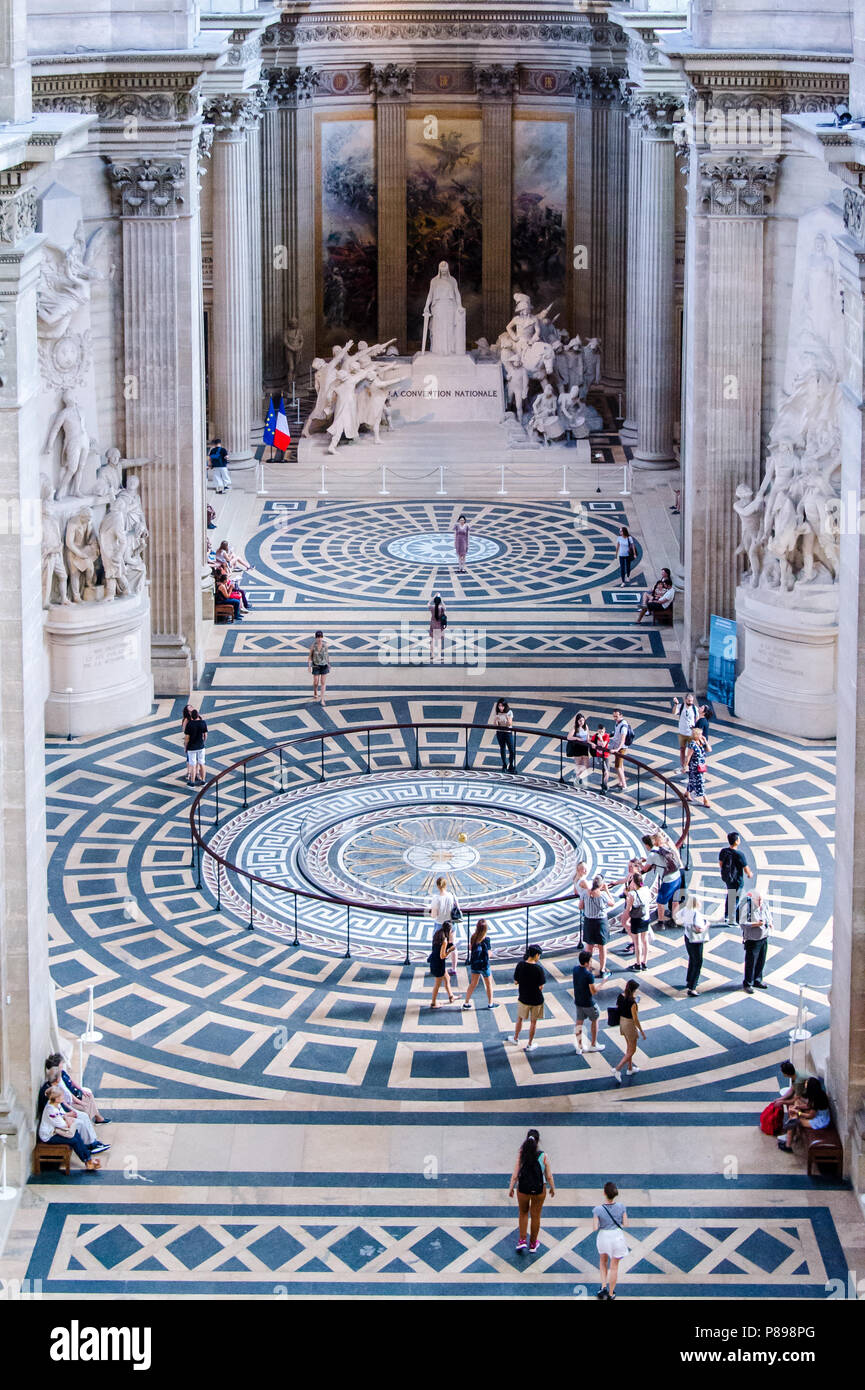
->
{"left": 625, "top": 874, "right": 651, "bottom": 971}
{"left": 583, "top": 875, "right": 615, "bottom": 978}
{"left": 674, "top": 893, "right": 710, "bottom": 995}
{"left": 573, "top": 949, "right": 604, "bottom": 1053}
{"left": 184, "top": 708, "right": 208, "bottom": 786}
{"left": 609, "top": 709, "right": 632, "bottom": 792}
{"left": 672, "top": 693, "right": 697, "bottom": 773}
{"left": 613, "top": 978, "right": 646, "bottom": 1082}
{"left": 463, "top": 919, "right": 494, "bottom": 1009}
{"left": 741, "top": 888, "right": 772, "bottom": 993}
{"left": 429, "top": 875, "right": 457, "bottom": 929}
{"left": 641, "top": 832, "right": 683, "bottom": 929}
{"left": 428, "top": 922, "right": 460, "bottom": 1007}
{"left": 566, "top": 712, "right": 591, "bottom": 785}
{"left": 591, "top": 722, "right": 611, "bottom": 792}
{"left": 207, "top": 438, "right": 231, "bottom": 494}
{"left": 612, "top": 857, "right": 642, "bottom": 959}
{"left": 493, "top": 698, "right": 516, "bottom": 772}
{"left": 616, "top": 526, "right": 637, "bottom": 584}
{"left": 719, "top": 830, "right": 752, "bottom": 924}
{"left": 593, "top": 1181, "right": 630, "bottom": 1299}
{"left": 507, "top": 944, "right": 546, "bottom": 1051}
{"left": 428, "top": 593, "right": 447, "bottom": 663}
{"left": 684, "top": 731, "right": 712, "bottom": 808}
{"left": 453, "top": 513, "right": 470, "bottom": 571}
{"left": 508, "top": 1128, "right": 556, "bottom": 1254}
{"left": 308, "top": 630, "right": 330, "bottom": 706}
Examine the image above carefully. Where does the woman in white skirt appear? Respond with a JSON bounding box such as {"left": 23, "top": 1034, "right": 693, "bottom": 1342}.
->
{"left": 593, "top": 1180, "right": 630, "bottom": 1300}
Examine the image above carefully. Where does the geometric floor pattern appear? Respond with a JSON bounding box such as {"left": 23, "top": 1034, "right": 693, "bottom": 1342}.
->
{"left": 11, "top": 487, "right": 851, "bottom": 1301}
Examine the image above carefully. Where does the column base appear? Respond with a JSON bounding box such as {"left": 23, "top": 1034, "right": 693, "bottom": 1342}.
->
{"left": 619, "top": 417, "right": 637, "bottom": 442}
{"left": 630, "top": 452, "right": 678, "bottom": 470}
{"left": 151, "top": 635, "right": 194, "bottom": 698}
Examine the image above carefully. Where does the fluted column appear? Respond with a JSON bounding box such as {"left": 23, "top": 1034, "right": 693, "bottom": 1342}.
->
{"left": 603, "top": 97, "right": 628, "bottom": 389}
{"left": 681, "top": 152, "right": 778, "bottom": 686}
{"left": 621, "top": 110, "right": 643, "bottom": 438}
{"left": 283, "top": 68, "right": 318, "bottom": 369}
{"left": 205, "top": 91, "right": 264, "bottom": 468}
{"left": 261, "top": 76, "right": 287, "bottom": 389}
{"left": 630, "top": 94, "right": 679, "bottom": 468}
{"left": 108, "top": 154, "right": 205, "bottom": 692}
{"left": 475, "top": 64, "right": 516, "bottom": 343}
{"left": 246, "top": 108, "right": 264, "bottom": 425}
{"left": 371, "top": 64, "right": 414, "bottom": 348}
{"left": 0, "top": 170, "right": 52, "bottom": 1179}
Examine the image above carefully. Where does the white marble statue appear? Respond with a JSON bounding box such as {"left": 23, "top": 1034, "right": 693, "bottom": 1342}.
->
{"left": 37, "top": 223, "right": 106, "bottom": 342}
{"left": 283, "top": 318, "right": 303, "bottom": 382}
{"left": 44, "top": 391, "right": 94, "bottom": 499}
{"left": 115, "top": 477, "right": 148, "bottom": 596}
{"left": 356, "top": 362, "right": 409, "bottom": 444}
{"left": 327, "top": 363, "right": 377, "bottom": 454}
{"left": 421, "top": 262, "right": 466, "bottom": 355}
{"left": 502, "top": 293, "right": 557, "bottom": 380}
{"left": 558, "top": 383, "right": 589, "bottom": 439}
{"left": 64, "top": 507, "right": 99, "bottom": 602}
{"left": 98, "top": 500, "right": 130, "bottom": 601}
{"left": 733, "top": 483, "right": 765, "bottom": 589}
{"left": 40, "top": 475, "right": 70, "bottom": 608}
{"left": 303, "top": 341, "right": 354, "bottom": 436}
{"left": 527, "top": 381, "right": 565, "bottom": 447}
{"left": 580, "top": 337, "right": 602, "bottom": 401}
{"left": 504, "top": 354, "right": 529, "bottom": 421}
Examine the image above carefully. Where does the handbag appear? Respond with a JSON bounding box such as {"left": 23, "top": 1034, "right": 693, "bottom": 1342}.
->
{"left": 606, "top": 1005, "right": 620, "bottom": 1027}
{"left": 602, "top": 1203, "right": 631, "bottom": 1254}
{"left": 451, "top": 902, "right": 462, "bottom": 922}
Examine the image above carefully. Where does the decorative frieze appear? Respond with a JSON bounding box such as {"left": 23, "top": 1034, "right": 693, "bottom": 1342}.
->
{"left": 0, "top": 173, "right": 37, "bottom": 247}
{"left": 843, "top": 187, "right": 865, "bottom": 243}
{"left": 107, "top": 159, "right": 185, "bottom": 217}
{"left": 32, "top": 72, "right": 200, "bottom": 122}
{"left": 369, "top": 64, "right": 415, "bottom": 100}
{"left": 227, "top": 28, "right": 262, "bottom": 68}
{"left": 263, "top": 14, "right": 627, "bottom": 48}
{"left": 699, "top": 155, "right": 778, "bottom": 217}
{"left": 473, "top": 64, "right": 517, "bottom": 101}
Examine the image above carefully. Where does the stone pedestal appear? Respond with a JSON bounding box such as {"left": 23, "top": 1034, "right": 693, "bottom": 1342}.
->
{"left": 734, "top": 585, "right": 838, "bottom": 738}
{"left": 44, "top": 590, "right": 154, "bottom": 737}
{"left": 389, "top": 354, "right": 504, "bottom": 423}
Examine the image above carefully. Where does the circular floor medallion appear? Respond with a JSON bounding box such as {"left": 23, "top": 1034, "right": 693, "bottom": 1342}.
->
{"left": 383, "top": 531, "right": 502, "bottom": 565}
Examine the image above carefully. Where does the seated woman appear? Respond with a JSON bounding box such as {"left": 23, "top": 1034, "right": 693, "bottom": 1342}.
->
{"left": 41, "top": 1066, "right": 109, "bottom": 1153}
{"left": 213, "top": 561, "right": 251, "bottom": 613}
{"left": 216, "top": 539, "right": 251, "bottom": 577}
{"left": 38, "top": 1085, "right": 102, "bottom": 1170}
{"left": 45, "top": 1053, "right": 109, "bottom": 1125}
{"left": 778, "top": 1077, "right": 832, "bottom": 1153}
{"left": 635, "top": 568, "right": 675, "bottom": 624}
{"left": 213, "top": 568, "right": 245, "bottom": 621}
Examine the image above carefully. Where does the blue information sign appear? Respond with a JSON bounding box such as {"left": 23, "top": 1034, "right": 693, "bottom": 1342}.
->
{"left": 707, "top": 614, "right": 737, "bottom": 712}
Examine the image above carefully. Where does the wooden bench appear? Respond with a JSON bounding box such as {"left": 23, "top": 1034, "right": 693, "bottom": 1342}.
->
{"left": 651, "top": 603, "right": 674, "bottom": 627}
{"left": 214, "top": 601, "right": 236, "bottom": 624}
{"left": 805, "top": 1121, "right": 843, "bottom": 1177}
{"left": 33, "top": 1141, "right": 71, "bottom": 1175}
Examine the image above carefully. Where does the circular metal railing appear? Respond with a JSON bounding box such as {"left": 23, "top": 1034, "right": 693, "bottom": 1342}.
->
{"left": 188, "top": 720, "right": 690, "bottom": 959}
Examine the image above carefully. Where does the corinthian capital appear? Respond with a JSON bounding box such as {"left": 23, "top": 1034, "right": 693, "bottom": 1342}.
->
{"left": 264, "top": 66, "right": 320, "bottom": 107}
{"left": 473, "top": 64, "right": 517, "bottom": 100}
{"left": 699, "top": 155, "right": 779, "bottom": 216}
{"left": 629, "top": 91, "right": 684, "bottom": 137}
{"left": 203, "top": 84, "right": 267, "bottom": 134}
{"left": 369, "top": 63, "right": 415, "bottom": 101}
{"left": 107, "top": 158, "right": 185, "bottom": 216}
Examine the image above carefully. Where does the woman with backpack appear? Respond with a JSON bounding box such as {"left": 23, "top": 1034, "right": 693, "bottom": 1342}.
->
{"left": 428, "top": 592, "right": 447, "bottom": 663}
{"left": 463, "top": 919, "right": 494, "bottom": 1009}
{"left": 613, "top": 978, "right": 646, "bottom": 1083}
{"left": 508, "top": 1128, "right": 556, "bottom": 1254}
{"left": 593, "top": 1181, "right": 630, "bottom": 1299}
{"left": 429, "top": 922, "right": 460, "bottom": 1008}
{"left": 616, "top": 526, "right": 638, "bottom": 585}
{"left": 625, "top": 873, "right": 652, "bottom": 971}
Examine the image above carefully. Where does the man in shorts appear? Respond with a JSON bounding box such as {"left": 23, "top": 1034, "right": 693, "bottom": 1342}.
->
{"left": 643, "top": 831, "right": 683, "bottom": 928}
{"left": 508, "top": 944, "right": 546, "bottom": 1053}
{"left": 573, "top": 949, "right": 605, "bottom": 1053}
{"left": 672, "top": 693, "right": 697, "bottom": 773}
{"left": 609, "top": 709, "right": 631, "bottom": 793}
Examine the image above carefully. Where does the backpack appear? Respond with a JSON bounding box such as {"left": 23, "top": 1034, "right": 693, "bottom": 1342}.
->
{"left": 719, "top": 846, "right": 742, "bottom": 887}
{"left": 760, "top": 1101, "right": 784, "bottom": 1136}
{"left": 656, "top": 844, "right": 682, "bottom": 876}
{"left": 518, "top": 1152, "right": 544, "bottom": 1195}
{"left": 623, "top": 722, "right": 635, "bottom": 747}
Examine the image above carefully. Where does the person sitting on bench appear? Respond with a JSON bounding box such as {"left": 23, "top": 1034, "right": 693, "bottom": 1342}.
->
{"left": 38, "top": 1085, "right": 102, "bottom": 1170}
{"left": 45, "top": 1052, "right": 108, "bottom": 1125}
{"left": 635, "top": 569, "right": 675, "bottom": 624}
{"left": 777, "top": 1076, "right": 832, "bottom": 1154}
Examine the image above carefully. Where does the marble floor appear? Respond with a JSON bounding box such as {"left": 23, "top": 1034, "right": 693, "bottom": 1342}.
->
{"left": 3, "top": 444, "right": 862, "bottom": 1299}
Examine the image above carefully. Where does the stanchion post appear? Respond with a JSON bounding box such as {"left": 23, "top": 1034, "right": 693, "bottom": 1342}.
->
{"left": 320, "top": 737, "right": 325, "bottom": 783}
{"left": 345, "top": 904, "right": 351, "bottom": 959}
{"left": 662, "top": 782, "right": 668, "bottom": 829}
{"left": 405, "top": 911, "right": 410, "bottom": 966}
{"left": 465, "top": 913, "right": 471, "bottom": 965}
{"left": 379, "top": 463, "right": 389, "bottom": 496}
{"left": 248, "top": 877, "right": 254, "bottom": 931}
{"left": 498, "top": 461, "right": 507, "bottom": 495}
{"left": 620, "top": 463, "right": 631, "bottom": 497}
{"left": 524, "top": 905, "right": 529, "bottom": 955}
{"left": 559, "top": 739, "right": 565, "bottom": 786}
{"left": 293, "top": 892, "right": 299, "bottom": 947}
{"left": 216, "top": 859, "right": 221, "bottom": 910}
{"left": 319, "top": 461, "right": 328, "bottom": 495}
{"left": 636, "top": 763, "right": 641, "bottom": 810}
{"left": 437, "top": 464, "right": 446, "bottom": 495}
{"left": 366, "top": 729, "right": 371, "bottom": 774}
{"left": 559, "top": 460, "right": 569, "bottom": 496}
{"left": 214, "top": 778, "right": 219, "bottom": 827}
{"left": 242, "top": 764, "right": 248, "bottom": 809}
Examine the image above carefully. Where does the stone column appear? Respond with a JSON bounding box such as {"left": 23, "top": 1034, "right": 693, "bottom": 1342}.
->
{"left": 571, "top": 70, "right": 594, "bottom": 338}
{"left": 371, "top": 64, "right": 414, "bottom": 349}
{"left": 475, "top": 64, "right": 516, "bottom": 343}
{"left": 246, "top": 105, "right": 264, "bottom": 425}
{"left": 824, "top": 196, "right": 865, "bottom": 1175}
{"left": 261, "top": 73, "right": 288, "bottom": 390}
{"left": 603, "top": 91, "right": 628, "bottom": 390}
{"left": 681, "top": 153, "right": 778, "bottom": 687}
{"left": 108, "top": 155, "right": 205, "bottom": 694}
{"left": 204, "top": 91, "right": 264, "bottom": 469}
{"left": 630, "top": 93, "right": 680, "bottom": 469}
{"left": 621, "top": 108, "right": 643, "bottom": 439}
{"left": 0, "top": 170, "right": 52, "bottom": 1178}
{"left": 283, "top": 67, "right": 318, "bottom": 370}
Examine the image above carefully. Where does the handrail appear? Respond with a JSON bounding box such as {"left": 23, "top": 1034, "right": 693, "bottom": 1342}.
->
{"left": 188, "top": 721, "right": 690, "bottom": 932}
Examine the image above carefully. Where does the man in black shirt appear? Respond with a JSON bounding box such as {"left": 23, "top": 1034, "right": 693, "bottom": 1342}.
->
{"left": 573, "top": 949, "right": 604, "bottom": 1054}
{"left": 184, "top": 708, "right": 208, "bottom": 785}
{"left": 508, "top": 945, "right": 546, "bottom": 1053}
{"left": 719, "top": 830, "right": 752, "bottom": 924}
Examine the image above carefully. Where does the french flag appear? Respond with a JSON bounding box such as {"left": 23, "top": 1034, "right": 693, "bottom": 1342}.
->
{"left": 263, "top": 395, "right": 291, "bottom": 451}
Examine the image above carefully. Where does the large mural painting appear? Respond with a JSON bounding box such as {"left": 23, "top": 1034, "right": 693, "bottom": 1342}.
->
{"left": 512, "top": 117, "right": 568, "bottom": 319}
{"left": 320, "top": 117, "right": 377, "bottom": 347}
{"left": 406, "top": 114, "right": 483, "bottom": 347}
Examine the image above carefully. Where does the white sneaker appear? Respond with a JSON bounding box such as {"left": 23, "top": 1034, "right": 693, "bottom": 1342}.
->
{"left": 505, "top": 1037, "right": 518, "bottom": 1046}
{"left": 574, "top": 1040, "right": 583, "bottom": 1053}
{"left": 628, "top": 1063, "right": 641, "bottom": 1073}
{"left": 525, "top": 1042, "right": 535, "bottom": 1053}
{"left": 614, "top": 1070, "right": 623, "bottom": 1084}
{"left": 583, "top": 1043, "right": 604, "bottom": 1053}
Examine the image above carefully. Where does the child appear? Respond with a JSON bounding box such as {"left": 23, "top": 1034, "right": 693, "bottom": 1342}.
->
{"left": 592, "top": 723, "right": 611, "bottom": 792}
